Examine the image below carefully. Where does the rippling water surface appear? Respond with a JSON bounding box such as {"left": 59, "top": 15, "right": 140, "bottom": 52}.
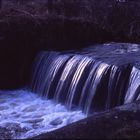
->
{"left": 0, "top": 90, "right": 85, "bottom": 139}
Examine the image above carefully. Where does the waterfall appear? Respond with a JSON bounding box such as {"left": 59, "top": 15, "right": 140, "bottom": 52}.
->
{"left": 125, "top": 67, "right": 140, "bottom": 104}
{"left": 31, "top": 51, "right": 140, "bottom": 115}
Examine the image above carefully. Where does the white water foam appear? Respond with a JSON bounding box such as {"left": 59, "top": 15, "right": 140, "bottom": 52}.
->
{"left": 0, "top": 90, "right": 85, "bottom": 139}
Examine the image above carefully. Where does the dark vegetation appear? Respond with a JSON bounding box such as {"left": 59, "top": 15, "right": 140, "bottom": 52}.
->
{"left": 0, "top": 0, "right": 140, "bottom": 89}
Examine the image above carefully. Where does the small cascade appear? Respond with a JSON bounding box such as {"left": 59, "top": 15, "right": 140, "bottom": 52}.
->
{"left": 54, "top": 55, "right": 84, "bottom": 103}
{"left": 82, "top": 62, "right": 110, "bottom": 114}
{"left": 31, "top": 51, "right": 60, "bottom": 93}
{"left": 125, "top": 67, "right": 140, "bottom": 104}
{"left": 31, "top": 51, "right": 140, "bottom": 115}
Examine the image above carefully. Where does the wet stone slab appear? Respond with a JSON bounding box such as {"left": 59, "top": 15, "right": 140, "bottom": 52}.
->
{"left": 73, "top": 43, "right": 140, "bottom": 68}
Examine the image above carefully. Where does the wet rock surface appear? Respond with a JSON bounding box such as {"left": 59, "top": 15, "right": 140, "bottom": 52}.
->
{"left": 34, "top": 101, "right": 140, "bottom": 139}
{"left": 50, "top": 118, "right": 63, "bottom": 126}
{"left": 78, "top": 43, "right": 140, "bottom": 68}
{"left": 0, "top": 122, "right": 28, "bottom": 139}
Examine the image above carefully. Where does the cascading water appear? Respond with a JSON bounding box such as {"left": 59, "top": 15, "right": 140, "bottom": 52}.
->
{"left": 1, "top": 43, "right": 140, "bottom": 139}
{"left": 30, "top": 49, "right": 140, "bottom": 115}
{"left": 125, "top": 66, "right": 140, "bottom": 104}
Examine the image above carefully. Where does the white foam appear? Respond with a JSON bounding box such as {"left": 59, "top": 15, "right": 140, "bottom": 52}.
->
{"left": 0, "top": 90, "right": 85, "bottom": 139}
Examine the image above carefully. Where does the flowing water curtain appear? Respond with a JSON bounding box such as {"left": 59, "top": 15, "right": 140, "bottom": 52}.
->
{"left": 106, "top": 65, "right": 120, "bottom": 109}
{"left": 83, "top": 62, "right": 110, "bottom": 114}
{"left": 42, "top": 54, "right": 70, "bottom": 98}
{"left": 125, "top": 66, "right": 140, "bottom": 104}
{"left": 31, "top": 52, "right": 60, "bottom": 94}
{"left": 54, "top": 55, "right": 83, "bottom": 103}
{"left": 65, "top": 56, "right": 93, "bottom": 110}
{"left": 30, "top": 51, "right": 49, "bottom": 91}
{"left": 31, "top": 51, "right": 140, "bottom": 115}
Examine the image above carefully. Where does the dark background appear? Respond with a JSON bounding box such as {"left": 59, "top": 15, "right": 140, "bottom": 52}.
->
{"left": 0, "top": 0, "right": 140, "bottom": 89}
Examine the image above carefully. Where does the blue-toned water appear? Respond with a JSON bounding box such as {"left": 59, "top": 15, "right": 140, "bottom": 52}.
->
{"left": 0, "top": 90, "right": 85, "bottom": 139}
{"left": 1, "top": 43, "right": 140, "bottom": 139}
{"left": 31, "top": 43, "right": 140, "bottom": 114}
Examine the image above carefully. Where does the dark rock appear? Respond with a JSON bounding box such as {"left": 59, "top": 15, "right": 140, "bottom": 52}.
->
{"left": 0, "top": 126, "right": 13, "bottom": 139}
{"left": 50, "top": 118, "right": 63, "bottom": 126}
{"left": 0, "top": 122, "right": 28, "bottom": 139}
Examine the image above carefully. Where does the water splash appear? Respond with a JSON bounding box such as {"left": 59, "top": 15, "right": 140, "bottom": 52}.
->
{"left": 0, "top": 90, "right": 85, "bottom": 139}
{"left": 1, "top": 44, "right": 140, "bottom": 138}
{"left": 31, "top": 51, "right": 137, "bottom": 115}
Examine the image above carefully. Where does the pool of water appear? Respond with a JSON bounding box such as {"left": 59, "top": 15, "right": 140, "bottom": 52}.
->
{"left": 0, "top": 90, "right": 85, "bottom": 139}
